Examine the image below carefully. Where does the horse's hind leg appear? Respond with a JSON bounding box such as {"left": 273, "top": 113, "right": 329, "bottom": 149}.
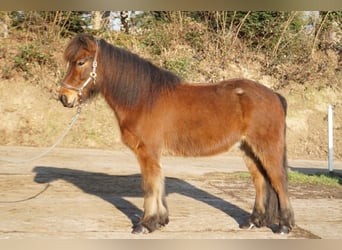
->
{"left": 240, "top": 143, "right": 270, "bottom": 229}
{"left": 245, "top": 139, "right": 295, "bottom": 234}
{"left": 262, "top": 157, "right": 295, "bottom": 234}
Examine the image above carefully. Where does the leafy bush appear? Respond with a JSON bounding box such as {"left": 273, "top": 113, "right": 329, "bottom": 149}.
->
{"left": 184, "top": 30, "right": 205, "bottom": 53}
{"left": 10, "top": 11, "right": 89, "bottom": 37}
{"left": 13, "top": 43, "right": 55, "bottom": 73}
{"left": 141, "top": 29, "right": 172, "bottom": 56}
{"left": 163, "top": 56, "right": 196, "bottom": 80}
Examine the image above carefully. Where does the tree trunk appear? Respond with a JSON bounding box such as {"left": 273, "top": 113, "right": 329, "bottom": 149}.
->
{"left": 120, "top": 11, "right": 129, "bottom": 33}
{"left": 92, "top": 11, "right": 102, "bottom": 30}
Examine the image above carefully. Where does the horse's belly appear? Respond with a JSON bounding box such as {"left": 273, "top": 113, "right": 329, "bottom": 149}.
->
{"left": 164, "top": 118, "right": 242, "bottom": 156}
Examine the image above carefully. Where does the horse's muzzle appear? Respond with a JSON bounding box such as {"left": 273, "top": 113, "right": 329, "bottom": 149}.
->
{"left": 60, "top": 94, "right": 76, "bottom": 108}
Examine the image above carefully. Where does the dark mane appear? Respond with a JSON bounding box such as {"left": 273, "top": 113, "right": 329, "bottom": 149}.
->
{"left": 64, "top": 34, "right": 182, "bottom": 107}
{"left": 100, "top": 39, "right": 182, "bottom": 107}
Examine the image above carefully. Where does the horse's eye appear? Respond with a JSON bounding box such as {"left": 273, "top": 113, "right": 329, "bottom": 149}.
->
{"left": 77, "top": 60, "right": 85, "bottom": 66}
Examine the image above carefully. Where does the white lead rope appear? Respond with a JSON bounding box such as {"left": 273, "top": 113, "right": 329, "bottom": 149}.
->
{"left": 0, "top": 105, "right": 82, "bottom": 163}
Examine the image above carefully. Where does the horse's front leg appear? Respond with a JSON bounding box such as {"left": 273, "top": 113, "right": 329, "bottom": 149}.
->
{"left": 133, "top": 151, "right": 168, "bottom": 234}
{"left": 121, "top": 128, "right": 168, "bottom": 233}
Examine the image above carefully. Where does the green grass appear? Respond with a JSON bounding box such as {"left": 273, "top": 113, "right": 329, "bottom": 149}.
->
{"left": 288, "top": 170, "right": 341, "bottom": 187}
{"left": 232, "top": 172, "right": 251, "bottom": 180}
{"left": 232, "top": 171, "right": 341, "bottom": 187}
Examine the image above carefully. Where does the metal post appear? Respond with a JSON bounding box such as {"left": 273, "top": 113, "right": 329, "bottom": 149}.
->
{"left": 328, "top": 105, "right": 334, "bottom": 172}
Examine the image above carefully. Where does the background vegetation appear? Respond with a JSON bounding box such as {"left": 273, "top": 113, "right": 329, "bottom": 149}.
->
{"left": 1, "top": 11, "right": 341, "bottom": 86}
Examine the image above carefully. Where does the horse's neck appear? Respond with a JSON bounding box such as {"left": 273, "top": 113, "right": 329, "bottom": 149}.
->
{"left": 102, "top": 93, "right": 137, "bottom": 127}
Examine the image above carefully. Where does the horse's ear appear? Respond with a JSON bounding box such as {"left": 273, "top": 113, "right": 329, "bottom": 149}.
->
{"left": 78, "top": 34, "right": 96, "bottom": 51}
{"left": 77, "top": 34, "right": 88, "bottom": 45}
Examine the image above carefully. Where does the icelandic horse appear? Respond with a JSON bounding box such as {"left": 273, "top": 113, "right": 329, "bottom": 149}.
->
{"left": 58, "top": 34, "right": 294, "bottom": 234}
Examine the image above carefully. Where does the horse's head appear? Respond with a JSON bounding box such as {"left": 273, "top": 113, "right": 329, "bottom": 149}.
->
{"left": 59, "top": 34, "right": 100, "bottom": 108}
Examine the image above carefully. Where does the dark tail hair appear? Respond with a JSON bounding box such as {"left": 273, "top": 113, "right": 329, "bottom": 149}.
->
{"left": 276, "top": 92, "right": 288, "bottom": 172}
{"left": 264, "top": 92, "right": 288, "bottom": 226}
{"left": 263, "top": 176, "right": 280, "bottom": 225}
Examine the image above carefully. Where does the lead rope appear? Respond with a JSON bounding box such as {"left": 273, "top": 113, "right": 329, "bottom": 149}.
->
{"left": 0, "top": 183, "right": 51, "bottom": 203}
{"left": 0, "top": 104, "right": 83, "bottom": 163}
{"left": 0, "top": 105, "right": 82, "bottom": 203}
{"left": 0, "top": 39, "right": 97, "bottom": 203}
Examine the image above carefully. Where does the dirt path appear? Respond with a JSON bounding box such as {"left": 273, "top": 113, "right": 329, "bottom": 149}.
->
{"left": 0, "top": 146, "right": 341, "bottom": 239}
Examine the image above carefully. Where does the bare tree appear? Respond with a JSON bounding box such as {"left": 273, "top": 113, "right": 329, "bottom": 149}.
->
{"left": 92, "top": 11, "right": 111, "bottom": 30}
{"left": 92, "top": 11, "right": 101, "bottom": 30}
{"left": 0, "top": 11, "right": 10, "bottom": 38}
{"left": 311, "top": 11, "right": 330, "bottom": 57}
{"left": 120, "top": 11, "right": 129, "bottom": 33}
{"left": 272, "top": 11, "right": 298, "bottom": 57}
{"left": 101, "top": 11, "right": 111, "bottom": 29}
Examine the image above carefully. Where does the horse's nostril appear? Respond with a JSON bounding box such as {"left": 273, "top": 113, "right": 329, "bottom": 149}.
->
{"left": 60, "top": 95, "right": 68, "bottom": 106}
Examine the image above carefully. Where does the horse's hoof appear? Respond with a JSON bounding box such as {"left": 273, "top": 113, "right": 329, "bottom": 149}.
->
{"left": 131, "top": 224, "right": 149, "bottom": 234}
{"left": 240, "top": 222, "right": 255, "bottom": 230}
{"left": 277, "top": 225, "right": 290, "bottom": 235}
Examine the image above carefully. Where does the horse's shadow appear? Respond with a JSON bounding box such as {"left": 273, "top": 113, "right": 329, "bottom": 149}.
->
{"left": 32, "top": 166, "right": 250, "bottom": 229}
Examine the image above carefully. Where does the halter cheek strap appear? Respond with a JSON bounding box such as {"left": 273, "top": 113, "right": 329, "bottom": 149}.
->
{"left": 61, "top": 39, "right": 99, "bottom": 102}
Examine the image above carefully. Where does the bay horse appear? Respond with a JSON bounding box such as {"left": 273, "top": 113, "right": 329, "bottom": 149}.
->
{"left": 58, "top": 34, "right": 294, "bottom": 234}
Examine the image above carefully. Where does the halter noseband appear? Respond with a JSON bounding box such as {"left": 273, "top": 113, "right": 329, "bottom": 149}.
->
{"left": 61, "top": 39, "right": 99, "bottom": 103}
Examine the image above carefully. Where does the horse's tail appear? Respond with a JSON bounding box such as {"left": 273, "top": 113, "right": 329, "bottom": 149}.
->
{"left": 263, "top": 93, "right": 288, "bottom": 226}
{"left": 276, "top": 92, "right": 288, "bottom": 174}
{"left": 275, "top": 92, "right": 288, "bottom": 169}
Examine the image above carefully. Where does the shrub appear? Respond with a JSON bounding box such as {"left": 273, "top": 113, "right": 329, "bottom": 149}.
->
{"left": 13, "top": 43, "right": 55, "bottom": 73}
{"left": 163, "top": 56, "right": 196, "bottom": 80}
{"left": 141, "top": 29, "right": 172, "bottom": 56}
